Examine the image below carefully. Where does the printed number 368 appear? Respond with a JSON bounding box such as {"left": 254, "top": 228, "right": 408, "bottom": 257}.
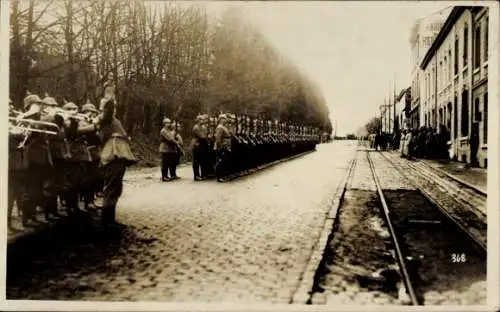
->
{"left": 452, "top": 253, "right": 466, "bottom": 263}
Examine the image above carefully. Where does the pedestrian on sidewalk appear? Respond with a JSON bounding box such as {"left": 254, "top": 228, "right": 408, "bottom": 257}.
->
{"left": 405, "top": 129, "right": 413, "bottom": 160}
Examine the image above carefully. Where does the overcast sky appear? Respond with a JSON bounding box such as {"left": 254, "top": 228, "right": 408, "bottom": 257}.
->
{"left": 179, "top": 1, "right": 454, "bottom": 135}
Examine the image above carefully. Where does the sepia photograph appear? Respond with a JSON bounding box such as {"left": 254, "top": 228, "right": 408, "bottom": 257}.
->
{"left": 2, "top": 0, "right": 499, "bottom": 310}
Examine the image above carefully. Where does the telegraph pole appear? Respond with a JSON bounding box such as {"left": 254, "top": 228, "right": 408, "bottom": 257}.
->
{"left": 393, "top": 77, "right": 397, "bottom": 134}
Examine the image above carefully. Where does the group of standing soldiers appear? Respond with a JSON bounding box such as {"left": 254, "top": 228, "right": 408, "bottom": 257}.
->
{"left": 8, "top": 88, "right": 136, "bottom": 231}
{"left": 185, "top": 113, "right": 321, "bottom": 182}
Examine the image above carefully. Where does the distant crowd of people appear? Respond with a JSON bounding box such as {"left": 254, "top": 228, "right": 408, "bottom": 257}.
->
{"left": 368, "top": 126, "right": 450, "bottom": 160}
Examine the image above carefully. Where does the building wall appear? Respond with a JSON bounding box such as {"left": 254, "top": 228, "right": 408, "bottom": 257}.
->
{"left": 410, "top": 12, "right": 449, "bottom": 130}
{"left": 472, "top": 7, "right": 489, "bottom": 168}
{"left": 420, "top": 7, "right": 490, "bottom": 168}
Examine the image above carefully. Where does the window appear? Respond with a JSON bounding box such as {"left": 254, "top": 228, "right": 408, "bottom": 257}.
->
{"left": 461, "top": 90, "right": 469, "bottom": 136}
{"left": 453, "top": 97, "right": 458, "bottom": 139}
{"left": 485, "top": 18, "right": 489, "bottom": 62}
{"left": 474, "top": 97, "right": 480, "bottom": 121}
{"left": 484, "top": 92, "right": 488, "bottom": 143}
{"left": 449, "top": 49, "right": 452, "bottom": 80}
{"left": 463, "top": 24, "right": 468, "bottom": 67}
{"left": 454, "top": 37, "right": 459, "bottom": 74}
{"left": 447, "top": 102, "right": 452, "bottom": 131}
{"left": 443, "top": 56, "right": 447, "bottom": 85}
{"left": 474, "top": 25, "right": 481, "bottom": 69}
{"left": 439, "top": 61, "right": 443, "bottom": 89}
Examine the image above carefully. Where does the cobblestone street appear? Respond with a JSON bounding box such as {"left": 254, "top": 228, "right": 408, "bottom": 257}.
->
{"left": 7, "top": 141, "right": 358, "bottom": 303}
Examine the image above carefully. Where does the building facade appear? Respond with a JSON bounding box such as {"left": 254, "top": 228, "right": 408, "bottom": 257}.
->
{"left": 409, "top": 9, "right": 450, "bottom": 131}
{"left": 420, "top": 6, "right": 490, "bottom": 168}
{"left": 395, "top": 87, "right": 411, "bottom": 132}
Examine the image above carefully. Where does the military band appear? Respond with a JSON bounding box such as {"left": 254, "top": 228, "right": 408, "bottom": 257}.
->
{"left": 8, "top": 90, "right": 136, "bottom": 231}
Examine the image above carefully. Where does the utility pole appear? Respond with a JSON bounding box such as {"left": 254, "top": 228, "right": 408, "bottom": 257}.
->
{"left": 384, "top": 96, "right": 387, "bottom": 133}
{"left": 393, "top": 77, "right": 397, "bottom": 134}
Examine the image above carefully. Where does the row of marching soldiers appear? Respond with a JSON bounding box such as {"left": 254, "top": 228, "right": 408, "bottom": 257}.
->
{"left": 8, "top": 92, "right": 137, "bottom": 231}
{"left": 159, "top": 113, "right": 321, "bottom": 183}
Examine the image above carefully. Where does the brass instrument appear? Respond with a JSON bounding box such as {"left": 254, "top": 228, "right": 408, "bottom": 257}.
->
{"left": 9, "top": 117, "right": 60, "bottom": 149}
{"left": 47, "top": 107, "right": 91, "bottom": 122}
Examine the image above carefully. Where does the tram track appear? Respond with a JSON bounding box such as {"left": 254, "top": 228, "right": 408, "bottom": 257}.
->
{"left": 366, "top": 151, "right": 419, "bottom": 305}
{"left": 380, "top": 152, "right": 487, "bottom": 251}
{"left": 368, "top": 151, "right": 486, "bottom": 305}
{"left": 412, "top": 158, "right": 486, "bottom": 218}
{"left": 307, "top": 148, "right": 409, "bottom": 305}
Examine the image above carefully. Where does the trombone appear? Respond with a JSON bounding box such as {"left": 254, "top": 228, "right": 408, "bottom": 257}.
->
{"left": 46, "top": 107, "right": 90, "bottom": 122}
{"left": 9, "top": 117, "right": 60, "bottom": 149}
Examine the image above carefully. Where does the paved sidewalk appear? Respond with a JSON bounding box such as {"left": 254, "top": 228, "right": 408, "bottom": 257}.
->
{"left": 386, "top": 150, "right": 487, "bottom": 195}
{"left": 419, "top": 159, "right": 487, "bottom": 195}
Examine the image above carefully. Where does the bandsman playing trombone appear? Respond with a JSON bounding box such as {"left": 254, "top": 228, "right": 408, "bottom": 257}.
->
{"left": 10, "top": 93, "right": 60, "bottom": 227}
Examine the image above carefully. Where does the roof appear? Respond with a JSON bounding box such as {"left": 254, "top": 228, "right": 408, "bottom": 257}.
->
{"left": 396, "top": 87, "right": 411, "bottom": 102}
{"left": 420, "top": 6, "right": 470, "bottom": 70}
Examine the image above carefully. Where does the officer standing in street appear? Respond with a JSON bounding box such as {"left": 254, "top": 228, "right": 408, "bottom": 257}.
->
{"left": 159, "top": 118, "right": 174, "bottom": 181}
{"left": 80, "top": 96, "right": 137, "bottom": 228}
{"left": 191, "top": 115, "right": 208, "bottom": 181}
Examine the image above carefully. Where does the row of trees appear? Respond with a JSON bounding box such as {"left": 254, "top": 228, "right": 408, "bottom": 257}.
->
{"left": 364, "top": 117, "right": 382, "bottom": 135}
{"left": 10, "top": 0, "right": 333, "bottom": 165}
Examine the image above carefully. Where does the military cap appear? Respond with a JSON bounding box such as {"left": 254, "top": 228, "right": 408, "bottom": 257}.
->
{"left": 196, "top": 114, "right": 203, "bottom": 121}
{"left": 162, "top": 117, "right": 172, "bottom": 125}
{"left": 218, "top": 113, "right": 227, "bottom": 120}
{"left": 23, "top": 94, "right": 42, "bottom": 109}
{"left": 81, "top": 103, "right": 98, "bottom": 113}
{"left": 42, "top": 94, "right": 58, "bottom": 107}
{"left": 63, "top": 102, "right": 78, "bottom": 111}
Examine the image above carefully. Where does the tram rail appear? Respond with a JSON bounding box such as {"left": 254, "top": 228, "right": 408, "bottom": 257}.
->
{"left": 379, "top": 151, "right": 487, "bottom": 254}
{"left": 365, "top": 150, "right": 486, "bottom": 305}
{"left": 366, "top": 151, "right": 420, "bottom": 305}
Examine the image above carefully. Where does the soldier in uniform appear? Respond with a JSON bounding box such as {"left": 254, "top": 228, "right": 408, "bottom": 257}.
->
{"left": 206, "top": 116, "right": 217, "bottom": 178}
{"left": 214, "top": 114, "right": 232, "bottom": 182}
{"left": 232, "top": 115, "right": 248, "bottom": 175}
{"left": 159, "top": 118, "right": 173, "bottom": 181}
{"left": 172, "top": 121, "right": 184, "bottom": 179}
{"left": 61, "top": 101, "right": 90, "bottom": 215}
{"left": 191, "top": 115, "right": 208, "bottom": 181}
{"left": 8, "top": 100, "right": 31, "bottom": 229}
{"left": 81, "top": 97, "right": 137, "bottom": 228}
{"left": 80, "top": 102, "right": 102, "bottom": 210}
{"left": 16, "top": 93, "right": 59, "bottom": 226}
